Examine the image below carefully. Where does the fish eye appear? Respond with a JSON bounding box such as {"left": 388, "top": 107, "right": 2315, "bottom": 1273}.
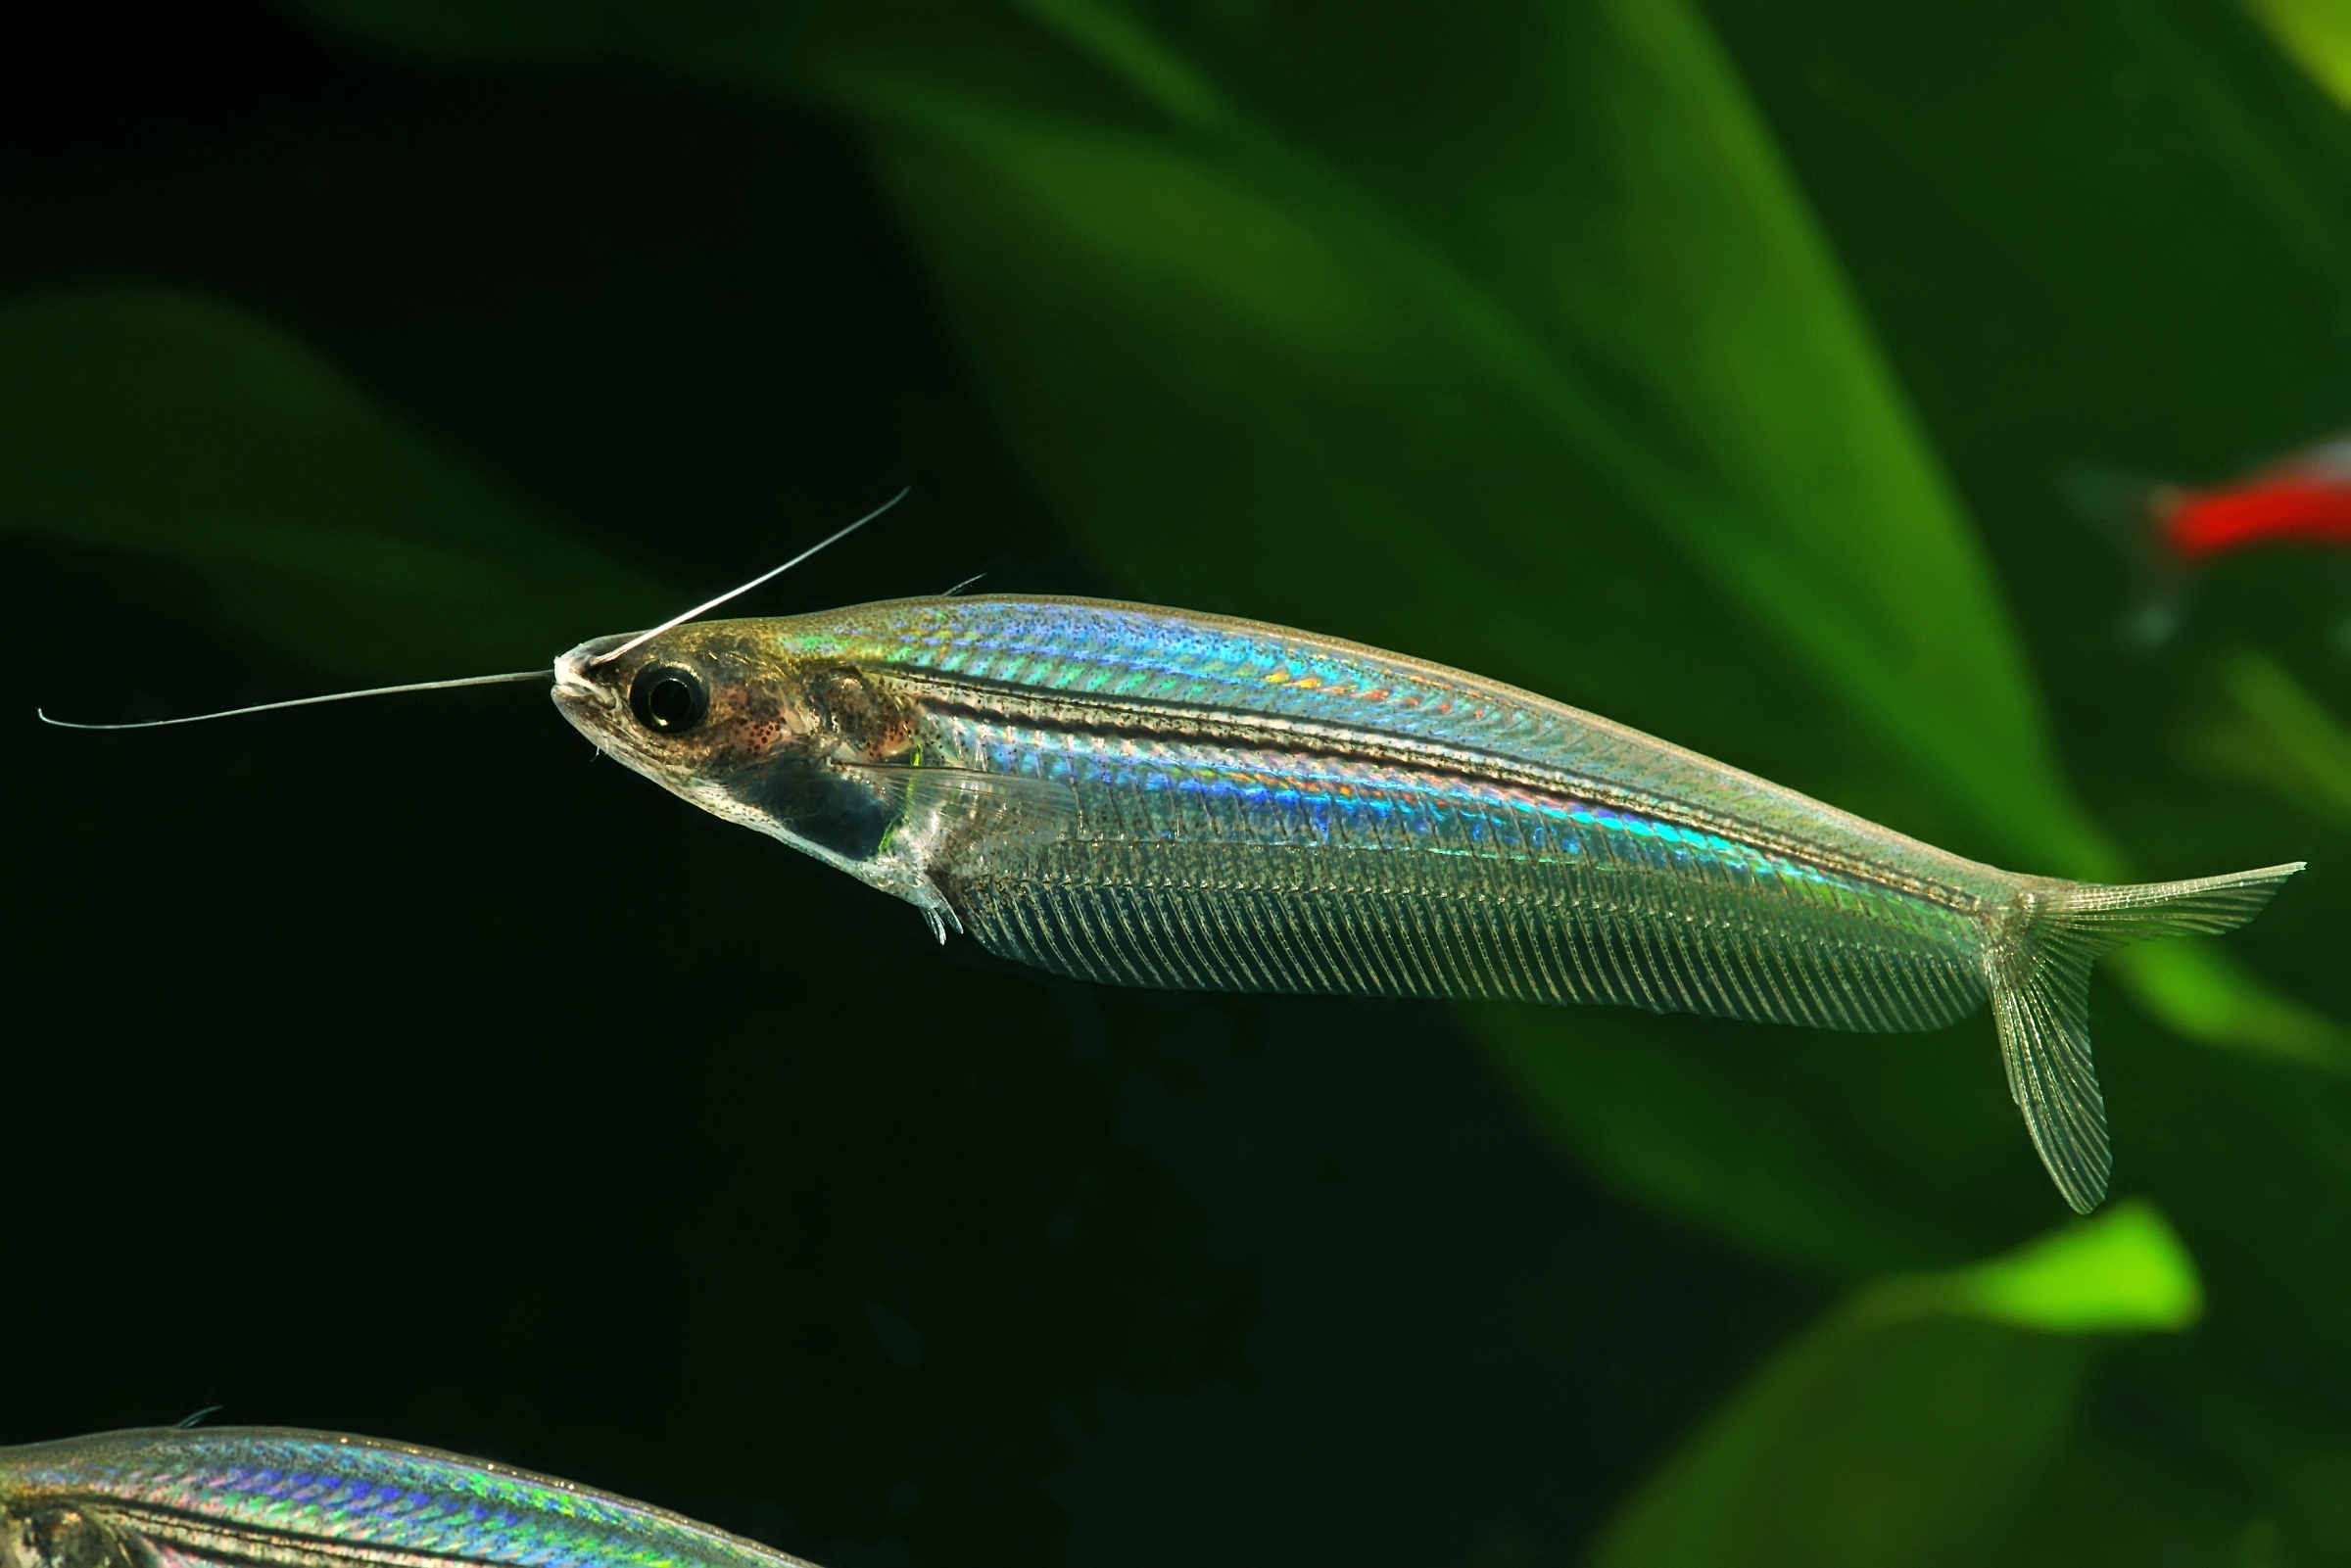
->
{"left": 630, "top": 665, "right": 708, "bottom": 735}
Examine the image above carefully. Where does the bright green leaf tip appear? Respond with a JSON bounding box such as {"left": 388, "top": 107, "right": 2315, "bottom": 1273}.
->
{"left": 2247, "top": 0, "right": 2351, "bottom": 115}
{"left": 1862, "top": 1199, "right": 2203, "bottom": 1336}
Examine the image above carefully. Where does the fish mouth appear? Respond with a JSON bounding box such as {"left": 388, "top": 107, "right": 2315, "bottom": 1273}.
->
{"left": 551, "top": 658, "right": 600, "bottom": 706}
{"left": 550, "top": 642, "right": 620, "bottom": 715}
{"left": 552, "top": 633, "right": 645, "bottom": 700}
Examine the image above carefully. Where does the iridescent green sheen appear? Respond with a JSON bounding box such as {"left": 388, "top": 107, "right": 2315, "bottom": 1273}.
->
{"left": 548, "top": 594, "right": 2302, "bottom": 1212}
{"left": 0, "top": 1429, "right": 818, "bottom": 1568}
{"left": 777, "top": 597, "right": 2009, "bottom": 1028}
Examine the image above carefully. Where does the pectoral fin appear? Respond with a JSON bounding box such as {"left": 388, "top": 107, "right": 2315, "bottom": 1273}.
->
{"left": 834, "top": 762, "right": 1080, "bottom": 857}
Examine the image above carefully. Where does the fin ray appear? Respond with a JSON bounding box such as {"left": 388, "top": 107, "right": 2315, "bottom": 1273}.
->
{"left": 1991, "top": 862, "right": 2304, "bottom": 1212}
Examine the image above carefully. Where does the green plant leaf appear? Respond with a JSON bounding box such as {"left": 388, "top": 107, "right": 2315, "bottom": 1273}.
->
{"left": 1593, "top": 1321, "right": 2085, "bottom": 1568}
{"left": 1868, "top": 1198, "right": 2204, "bottom": 1333}
{"left": 2244, "top": 0, "right": 2351, "bottom": 114}
{"left": 2110, "top": 0, "right": 2351, "bottom": 295}
{"left": 1475, "top": 1003, "right": 2016, "bottom": 1279}
{"left": 843, "top": 0, "right": 2096, "bottom": 861}
{"left": 2180, "top": 646, "right": 2351, "bottom": 828}
{"left": 1590, "top": 1205, "right": 2198, "bottom": 1568}
{"left": 0, "top": 287, "right": 674, "bottom": 679}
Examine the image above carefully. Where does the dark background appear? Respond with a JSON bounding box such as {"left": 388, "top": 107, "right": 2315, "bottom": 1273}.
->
{"left": 0, "top": 7, "right": 1816, "bottom": 1568}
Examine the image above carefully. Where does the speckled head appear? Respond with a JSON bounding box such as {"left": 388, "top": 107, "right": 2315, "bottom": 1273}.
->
{"left": 552, "top": 618, "right": 921, "bottom": 860}
{"left": 0, "top": 1504, "right": 133, "bottom": 1568}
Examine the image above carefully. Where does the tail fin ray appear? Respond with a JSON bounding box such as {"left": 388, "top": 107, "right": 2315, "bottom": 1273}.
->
{"left": 1994, "top": 862, "right": 2304, "bottom": 1212}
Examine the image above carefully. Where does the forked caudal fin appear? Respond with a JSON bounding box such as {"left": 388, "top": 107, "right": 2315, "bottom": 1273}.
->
{"left": 1993, "top": 862, "right": 2304, "bottom": 1213}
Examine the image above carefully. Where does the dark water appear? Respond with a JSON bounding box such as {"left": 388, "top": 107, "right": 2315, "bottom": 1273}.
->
{"left": 0, "top": 8, "right": 1809, "bottom": 1567}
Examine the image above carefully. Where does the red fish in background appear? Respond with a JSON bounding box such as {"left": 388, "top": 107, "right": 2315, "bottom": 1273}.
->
{"left": 2066, "top": 434, "right": 2351, "bottom": 644}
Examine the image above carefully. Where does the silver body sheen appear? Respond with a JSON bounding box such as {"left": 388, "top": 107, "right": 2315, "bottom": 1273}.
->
{"left": 771, "top": 595, "right": 2020, "bottom": 1030}
{"left": 0, "top": 1428, "right": 818, "bottom": 1568}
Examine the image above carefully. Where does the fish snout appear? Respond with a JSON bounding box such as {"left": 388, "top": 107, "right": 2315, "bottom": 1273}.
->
{"left": 551, "top": 639, "right": 627, "bottom": 714}
{"left": 549, "top": 654, "right": 622, "bottom": 745}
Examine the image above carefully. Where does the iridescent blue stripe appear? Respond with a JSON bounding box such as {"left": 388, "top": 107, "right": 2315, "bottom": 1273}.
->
{"left": 773, "top": 596, "right": 2015, "bottom": 908}
{"left": 0, "top": 1430, "right": 812, "bottom": 1568}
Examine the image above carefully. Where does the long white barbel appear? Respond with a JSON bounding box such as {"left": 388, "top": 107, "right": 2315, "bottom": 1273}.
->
{"left": 587, "top": 485, "right": 910, "bottom": 668}
{"left": 37, "top": 670, "right": 552, "bottom": 731}
{"left": 36, "top": 488, "right": 909, "bottom": 731}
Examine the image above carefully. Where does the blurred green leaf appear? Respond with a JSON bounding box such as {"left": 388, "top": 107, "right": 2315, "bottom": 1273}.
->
{"left": 2245, "top": 0, "right": 2351, "bottom": 113}
{"left": 1591, "top": 1205, "right": 2197, "bottom": 1568}
{"left": 1593, "top": 1320, "right": 2083, "bottom": 1568}
{"left": 2113, "top": 0, "right": 2351, "bottom": 295}
{"left": 2181, "top": 646, "right": 2351, "bottom": 827}
{"left": 0, "top": 287, "right": 674, "bottom": 679}
{"left": 1992, "top": 1430, "right": 2286, "bottom": 1568}
{"left": 1477, "top": 1005, "right": 2009, "bottom": 1278}
{"left": 2110, "top": 942, "right": 2351, "bottom": 1074}
{"left": 2161, "top": 647, "right": 2351, "bottom": 1069}
{"left": 1871, "top": 1197, "right": 2203, "bottom": 1332}
{"left": 834, "top": 0, "right": 2102, "bottom": 867}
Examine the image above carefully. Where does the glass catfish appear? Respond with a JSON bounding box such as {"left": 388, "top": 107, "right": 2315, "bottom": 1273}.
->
{"left": 40, "top": 505, "right": 2302, "bottom": 1217}
{"left": 0, "top": 1425, "right": 825, "bottom": 1568}
{"left": 547, "top": 592, "right": 2299, "bottom": 1215}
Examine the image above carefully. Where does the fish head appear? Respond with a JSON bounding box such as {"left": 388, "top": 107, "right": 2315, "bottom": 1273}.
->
{"left": 0, "top": 1505, "right": 135, "bottom": 1568}
{"left": 552, "top": 619, "right": 920, "bottom": 861}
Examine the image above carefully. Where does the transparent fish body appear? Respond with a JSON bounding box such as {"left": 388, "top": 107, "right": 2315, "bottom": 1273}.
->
{"left": 552, "top": 595, "right": 2302, "bottom": 1211}
{"left": 0, "top": 1427, "right": 819, "bottom": 1568}
{"left": 824, "top": 601, "right": 2006, "bottom": 1022}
